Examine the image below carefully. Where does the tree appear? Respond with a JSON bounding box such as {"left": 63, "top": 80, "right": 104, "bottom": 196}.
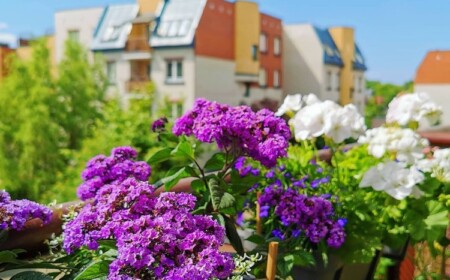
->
{"left": 0, "top": 39, "right": 107, "bottom": 201}
{"left": 56, "top": 40, "right": 107, "bottom": 150}
{"left": 0, "top": 39, "right": 63, "bottom": 200}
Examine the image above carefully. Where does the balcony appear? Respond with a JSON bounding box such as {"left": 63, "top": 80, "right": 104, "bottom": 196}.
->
{"left": 126, "top": 79, "right": 152, "bottom": 94}
{"left": 126, "top": 36, "right": 150, "bottom": 52}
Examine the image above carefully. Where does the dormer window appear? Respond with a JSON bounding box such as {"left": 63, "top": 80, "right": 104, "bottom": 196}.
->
{"left": 102, "top": 25, "right": 122, "bottom": 42}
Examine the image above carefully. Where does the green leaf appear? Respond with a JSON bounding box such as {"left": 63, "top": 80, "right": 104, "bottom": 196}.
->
{"left": 171, "top": 138, "right": 194, "bottom": 160}
{"left": 246, "top": 234, "right": 266, "bottom": 245}
{"left": 278, "top": 254, "right": 295, "bottom": 277}
{"left": 208, "top": 178, "right": 235, "bottom": 210}
{"left": 98, "top": 240, "right": 117, "bottom": 251}
{"left": 11, "top": 271, "right": 52, "bottom": 280}
{"left": 191, "top": 179, "right": 206, "bottom": 193}
{"left": 223, "top": 215, "right": 244, "bottom": 255}
{"left": 293, "top": 251, "right": 316, "bottom": 267}
{"left": 204, "top": 153, "right": 226, "bottom": 172}
{"left": 74, "top": 260, "right": 110, "bottom": 280}
{"left": 0, "top": 250, "right": 21, "bottom": 264}
{"left": 159, "top": 167, "right": 189, "bottom": 191}
{"left": 146, "top": 148, "right": 172, "bottom": 165}
{"left": 424, "top": 201, "right": 449, "bottom": 228}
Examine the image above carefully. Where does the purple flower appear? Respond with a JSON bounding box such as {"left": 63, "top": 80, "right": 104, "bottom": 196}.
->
{"left": 151, "top": 117, "right": 168, "bottom": 132}
{"left": 77, "top": 147, "right": 152, "bottom": 201}
{"left": 272, "top": 229, "right": 285, "bottom": 240}
{"left": 173, "top": 99, "right": 290, "bottom": 168}
{"left": 0, "top": 191, "right": 52, "bottom": 231}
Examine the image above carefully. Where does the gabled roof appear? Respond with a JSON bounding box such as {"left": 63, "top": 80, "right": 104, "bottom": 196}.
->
{"left": 91, "top": 4, "right": 139, "bottom": 51}
{"left": 150, "top": 0, "right": 207, "bottom": 48}
{"left": 313, "top": 27, "right": 344, "bottom": 67}
{"left": 415, "top": 51, "right": 450, "bottom": 84}
{"left": 353, "top": 44, "right": 367, "bottom": 71}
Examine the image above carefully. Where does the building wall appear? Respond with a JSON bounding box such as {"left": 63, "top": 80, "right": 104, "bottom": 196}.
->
{"left": 152, "top": 48, "right": 196, "bottom": 110}
{"left": 101, "top": 51, "right": 132, "bottom": 102}
{"left": 352, "top": 70, "right": 366, "bottom": 112}
{"left": 234, "top": 1, "right": 260, "bottom": 76}
{"left": 282, "top": 24, "right": 323, "bottom": 96}
{"left": 322, "top": 65, "right": 341, "bottom": 102}
{"left": 260, "top": 13, "right": 282, "bottom": 89}
{"left": 55, "top": 7, "right": 103, "bottom": 62}
{"left": 138, "top": 0, "right": 163, "bottom": 14}
{"left": 195, "top": 55, "right": 240, "bottom": 105}
{"left": 195, "top": 0, "right": 234, "bottom": 60}
{"left": 414, "top": 84, "right": 450, "bottom": 127}
{"left": 329, "top": 27, "right": 355, "bottom": 105}
{"left": 0, "top": 46, "right": 15, "bottom": 82}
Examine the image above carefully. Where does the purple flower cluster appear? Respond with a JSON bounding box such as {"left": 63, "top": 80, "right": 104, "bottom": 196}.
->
{"left": 173, "top": 99, "right": 291, "bottom": 168}
{"left": 65, "top": 149, "right": 234, "bottom": 279}
{"left": 258, "top": 185, "right": 346, "bottom": 248}
{"left": 77, "top": 146, "right": 151, "bottom": 201}
{"left": 0, "top": 190, "right": 52, "bottom": 231}
{"left": 151, "top": 117, "right": 168, "bottom": 133}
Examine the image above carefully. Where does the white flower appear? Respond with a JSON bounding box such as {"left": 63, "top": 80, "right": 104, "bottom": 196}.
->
{"left": 360, "top": 161, "right": 425, "bottom": 200}
{"left": 386, "top": 92, "right": 442, "bottom": 127}
{"left": 417, "top": 148, "right": 450, "bottom": 182}
{"left": 293, "top": 100, "right": 339, "bottom": 141}
{"left": 292, "top": 96, "right": 365, "bottom": 143}
{"left": 275, "top": 94, "right": 303, "bottom": 116}
{"left": 359, "top": 127, "right": 428, "bottom": 164}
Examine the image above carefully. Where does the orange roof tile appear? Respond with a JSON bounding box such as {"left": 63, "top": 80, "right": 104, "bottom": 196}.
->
{"left": 415, "top": 51, "right": 450, "bottom": 84}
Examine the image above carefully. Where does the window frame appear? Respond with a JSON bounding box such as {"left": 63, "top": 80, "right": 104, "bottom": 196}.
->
{"left": 68, "top": 29, "right": 80, "bottom": 42}
{"left": 259, "top": 68, "right": 267, "bottom": 88}
{"left": 273, "top": 70, "right": 280, "bottom": 88}
{"left": 106, "top": 61, "right": 117, "bottom": 85}
{"left": 165, "top": 59, "right": 184, "bottom": 84}
{"left": 274, "top": 37, "right": 281, "bottom": 56}
{"left": 259, "top": 33, "right": 268, "bottom": 53}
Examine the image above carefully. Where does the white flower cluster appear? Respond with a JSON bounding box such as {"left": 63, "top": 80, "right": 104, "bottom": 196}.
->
{"left": 228, "top": 253, "right": 262, "bottom": 280}
{"left": 278, "top": 94, "right": 365, "bottom": 143}
{"left": 417, "top": 148, "right": 450, "bottom": 182}
{"left": 358, "top": 127, "right": 429, "bottom": 164}
{"left": 386, "top": 92, "right": 442, "bottom": 127}
{"left": 360, "top": 161, "right": 425, "bottom": 200}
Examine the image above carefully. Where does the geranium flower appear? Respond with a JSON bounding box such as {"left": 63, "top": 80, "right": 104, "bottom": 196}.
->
{"left": 359, "top": 161, "right": 425, "bottom": 200}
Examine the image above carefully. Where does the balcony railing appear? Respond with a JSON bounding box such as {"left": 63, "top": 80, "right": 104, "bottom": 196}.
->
{"left": 126, "top": 37, "right": 150, "bottom": 52}
{"left": 126, "top": 80, "right": 151, "bottom": 93}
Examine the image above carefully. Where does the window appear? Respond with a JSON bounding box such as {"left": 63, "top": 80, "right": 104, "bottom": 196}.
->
{"left": 273, "top": 70, "right": 280, "bottom": 88}
{"left": 335, "top": 72, "right": 340, "bottom": 91}
{"left": 359, "top": 76, "right": 364, "bottom": 93}
{"left": 102, "top": 25, "right": 122, "bottom": 42}
{"left": 274, "top": 37, "right": 281, "bottom": 55}
{"left": 68, "top": 30, "right": 80, "bottom": 42}
{"left": 259, "top": 33, "right": 267, "bottom": 53}
{"left": 171, "top": 102, "right": 184, "bottom": 118}
{"left": 259, "top": 68, "right": 267, "bottom": 87}
{"left": 326, "top": 71, "right": 332, "bottom": 91}
{"left": 166, "top": 60, "right": 183, "bottom": 84}
{"left": 106, "top": 61, "right": 117, "bottom": 85}
{"left": 252, "top": 45, "right": 258, "bottom": 61}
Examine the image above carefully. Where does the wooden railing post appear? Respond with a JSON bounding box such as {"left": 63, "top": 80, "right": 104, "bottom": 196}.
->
{"left": 266, "top": 241, "right": 279, "bottom": 280}
{"left": 256, "top": 191, "right": 262, "bottom": 235}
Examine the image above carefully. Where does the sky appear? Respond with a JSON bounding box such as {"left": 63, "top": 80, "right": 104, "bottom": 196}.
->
{"left": 0, "top": 0, "right": 449, "bottom": 84}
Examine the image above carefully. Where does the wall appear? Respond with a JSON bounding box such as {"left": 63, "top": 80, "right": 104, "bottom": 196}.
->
{"left": 152, "top": 48, "right": 196, "bottom": 110}
{"left": 195, "top": 0, "right": 234, "bottom": 60}
{"left": 195, "top": 56, "right": 240, "bottom": 105}
{"left": 322, "top": 65, "right": 341, "bottom": 102}
{"left": 353, "top": 70, "right": 366, "bottom": 113}
{"left": 260, "top": 13, "right": 282, "bottom": 89}
{"left": 138, "top": 0, "right": 163, "bottom": 14}
{"left": 101, "top": 51, "right": 132, "bottom": 104}
{"left": 329, "top": 27, "right": 355, "bottom": 105}
{"left": 0, "top": 46, "right": 14, "bottom": 82}
{"left": 55, "top": 7, "right": 103, "bottom": 62}
{"left": 282, "top": 24, "right": 322, "bottom": 96}
{"left": 234, "top": 1, "right": 260, "bottom": 76}
{"left": 414, "top": 84, "right": 450, "bottom": 127}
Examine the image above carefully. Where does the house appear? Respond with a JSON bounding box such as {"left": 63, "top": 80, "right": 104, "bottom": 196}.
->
{"left": 150, "top": 0, "right": 283, "bottom": 112}
{"left": 0, "top": 43, "right": 14, "bottom": 83}
{"left": 54, "top": 0, "right": 282, "bottom": 110}
{"left": 415, "top": 50, "right": 450, "bottom": 127}
{"left": 283, "top": 24, "right": 367, "bottom": 112}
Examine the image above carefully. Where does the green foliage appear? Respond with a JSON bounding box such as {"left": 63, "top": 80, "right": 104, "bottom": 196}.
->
{"left": 365, "top": 80, "right": 413, "bottom": 127}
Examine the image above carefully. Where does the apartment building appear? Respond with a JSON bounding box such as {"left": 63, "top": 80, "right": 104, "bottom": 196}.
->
{"left": 415, "top": 50, "right": 450, "bottom": 127}
{"left": 54, "top": 0, "right": 282, "bottom": 110}
{"left": 283, "top": 24, "right": 367, "bottom": 112}
{"left": 150, "top": 0, "right": 283, "bottom": 111}
{"left": 0, "top": 43, "right": 14, "bottom": 83}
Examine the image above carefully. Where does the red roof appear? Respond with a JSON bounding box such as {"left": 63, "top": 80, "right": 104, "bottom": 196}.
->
{"left": 415, "top": 51, "right": 450, "bottom": 84}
